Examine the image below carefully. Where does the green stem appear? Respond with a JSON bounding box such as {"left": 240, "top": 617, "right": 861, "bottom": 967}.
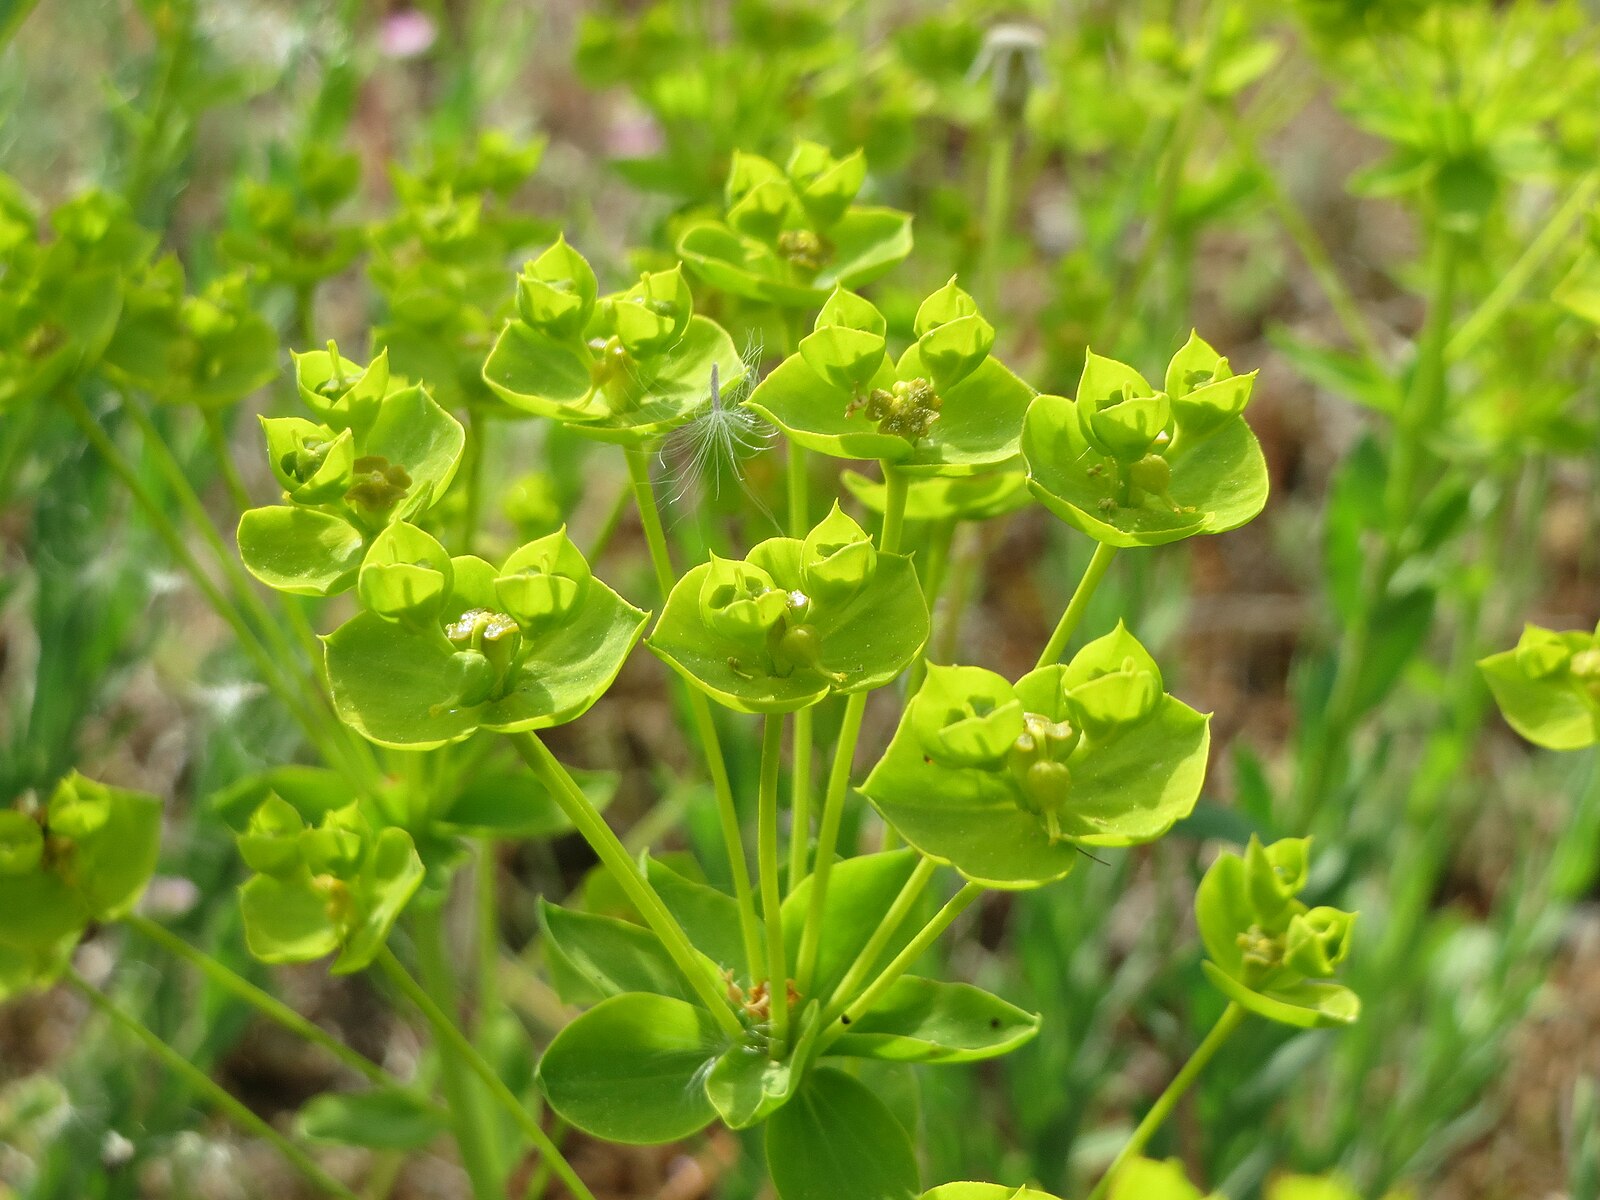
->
{"left": 622, "top": 442, "right": 764, "bottom": 980}
{"left": 475, "top": 838, "right": 500, "bottom": 1039}
{"left": 412, "top": 904, "right": 502, "bottom": 1199}
{"left": 788, "top": 706, "right": 813, "bottom": 893}
{"left": 201, "top": 406, "right": 254, "bottom": 513}
{"left": 813, "top": 881, "right": 982, "bottom": 1060}
{"left": 908, "top": 518, "right": 958, "bottom": 694}
{"left": 933, "top": 524, "right": 985, "bottom": 666}
{"left": 792, "top": 689, "right": 869, "bottom": 998}
{"left": 67, "top": 969, "right": 358, "bottom": 1200}
{"left": 1036, "top": 542, "right": 1119, "bottom": 669}
{"left": 376, "top": 947, "right": 598, "bottom": 1200}
{"left": 820, "top": 856, "right": 938, "bottom": 1020}
{"left": 758, "top": 714, "right": 790, "bottom": 1053}
{"left": 460, "top": 414, "right": 487, "bottom": 554}
{"left": 980, "top": 125, "right": 1018, "bottom": 315}
{"left": 879, "top": 464, "right": 909, "bottom": 555}
{"left": 510, "top": 731, "right": 744, "bottom": 1036}
{"left": 125, "top": 915, "right": 413, "bottom": 1096}
{"left": 1084, "top": 1003, "right": 1245, "bottom": 1200}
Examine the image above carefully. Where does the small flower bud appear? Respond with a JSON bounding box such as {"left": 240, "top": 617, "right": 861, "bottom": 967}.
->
{"left": 727, "top": 177, "right": 796, "bottom": 243}
{"left": 345, "top": 455, "right": 412, "bottom": 515}
{"left": 801, "top": 503, "right": 878, "bottom": 604}
{"left": 46, "top": 776, "right": 111, "bottom": 840}
{"left": 262, "top": 419, "right": 355, "bottom": 505}
{"left": 443, "top": 648, "right": 498, "bottom": 709}
{"left": 1083, "top": 384, "right": 1173, "bottom": 463}
{"left": 699, "top": 556, "right": 789, "bottom": 644}
{"left": 301, "top": 805, "right": 367, "bottom": 877}
{"left": 516, "top": 236, "right": 599, "bottom": 340}
{"left": 1245, "top": 835, "right": 1311, "bottom": 923}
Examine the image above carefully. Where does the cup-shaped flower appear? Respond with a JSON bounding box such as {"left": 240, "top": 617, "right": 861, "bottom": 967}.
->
{"left": 913, "top": 278, "right": 995, "bottom": 394}
{"left": 1478, "top": 622, "right": 1600, "bottom": 750}
{"left": 800, "top": 503, "right": 878, "bottom": 604}
{"left": 747, "top": 284, "right": 1033, "bottom": 476}
{"left": 359, "top": 521, "right": 454, "bottom": 627}
{"left": 240, "top": 360, "right": 465, "bottom": 597}
{"left": 237, "top": 800, "right": 424, "bottom": 975}
{"left": 649, "top": 522, "right": 929, "bottom": 713}
{"left": 484, "top": 239, "right": 748, "bottom": 445}
{"left": 911, "top": 665, "right": 1026, "bottom": 768}
{"left": 1024, "top": 334, "right": 1268, "bottom": 547}
{"left": 0, "top": 774, "right": 161, "bottom": 1001}
{"left": 325, "top": 527, "right": 647, "bottom": 748}
{"left": 862, "top": 624, "right": 1209, "bottom": 887}
{"left": 798, "top": 288, "right": 888, "bottom": 395}
{"left": 294, "top": 344, "right": 391, "bottom": 433}
{"left": 516, "top": 235, "right": 598, "bottom": 339}
{"left": 677, "top": 144, "right": 912, "bottom": 309}
{"left": 495, "top": 527, "right": 593, "bottom": 633}
{"left": 1196, "top": 836, "right": 1360, "bottom": 1028}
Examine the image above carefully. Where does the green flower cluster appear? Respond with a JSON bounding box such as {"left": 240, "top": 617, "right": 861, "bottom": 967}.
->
{"left": 238, "top": 346, "right": 466, "bottom": 596}
{"left": 1196, "top": 836, "right": 1360, "bottom": 1028}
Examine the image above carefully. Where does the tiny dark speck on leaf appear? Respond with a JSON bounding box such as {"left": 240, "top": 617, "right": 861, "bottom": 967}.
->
{"left": 990, "top": 1017, "right": 1001, "bottom": 1029}
{"left": 840, "top": 1015, "right": 851, "bottom": 1025}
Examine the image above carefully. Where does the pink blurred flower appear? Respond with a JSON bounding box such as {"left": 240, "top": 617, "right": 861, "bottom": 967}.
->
{"left": 380, "top": 10, "right": 438, "bottom": 59}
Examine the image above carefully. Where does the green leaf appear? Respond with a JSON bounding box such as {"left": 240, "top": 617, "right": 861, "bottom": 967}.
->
{"left": 237, "top": 506, "right": 365, "bottom": 597}
{"left": 1108, "top": 1157, "right": 1208, "bottom": 1200}
{"left": 1479, "top": 627, "right": 1600, "bottom": 751}
{"left": 239, "top": 869, "right": 343, "bottom": 964}
{"left": 764, "top": 1066, "right": 920, "bottom": 1200}
{"left": 1201, "top": 961, "right": 1360, "bottom": 1028}
{"left": 438, "top": 767, "right": 617, "bottom": 838}
{"left": 56, "top": 775, "right": 162, "bottom": 922}
{"left": 299, "top": 1088, "right": 448, "bottom": 1151}
{"left": 677, "top": 208, "right": 913, "bottom": 308}
{"left": 333, "top": 827, "right": 424, "bottom": 974}
{"left": 706, "top": 1042, "right": 796, "bottom": 1128}
{"left": 537, "top": 992, "right": 727, "bottom": 1144}
{"left": 921, "top": 1186, "right": 1062, "bottom": 1200}
{"left": 781, "top": 850, "right": 918, "bottom": 1003}
{"left": 647, "top": 856, "right": 754, "bottom": 978}
{"left": 828, "top": 976, "right": 1040, "bottom": 1063}
{"left": 361, "top": 384, "right": 466, "bottom": 518}
{"left": 538, "top": 900, "right": 700, "bottom": 1005}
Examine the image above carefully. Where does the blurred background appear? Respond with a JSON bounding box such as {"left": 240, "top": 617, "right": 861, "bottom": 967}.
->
{"left": 2, "top": 0, "right": 1600, "bottom": 1197}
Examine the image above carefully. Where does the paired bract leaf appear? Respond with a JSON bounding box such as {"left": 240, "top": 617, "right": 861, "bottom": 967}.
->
{"left": 0, "top": 773, "right": 160, "bottom": 1000}
{"left": 325, "top": 529, "right": 647, "bottom": 748}
{"left": 863, "top": 626, "right": 1209, "bottom": 887}
{"left": 828, "top": 976, "right": 1040, "bottom": 1063}
{"left": 677, "top": 145, "right": 912, "bottom": 308}
{"left": 843, "top": 469, "right": 1030, "bottom": 523}
{"left": 649, "top": 518, "right": 928, "bottom": 713}
{"left": 1478, "top": 623, "right": 1600, "bottom": 750}
{"left": 1023, "top": 336, "right": 1268, "bottom": 547}
{"left": 747, "top": 286, "right": 1033, "bottom": 476}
